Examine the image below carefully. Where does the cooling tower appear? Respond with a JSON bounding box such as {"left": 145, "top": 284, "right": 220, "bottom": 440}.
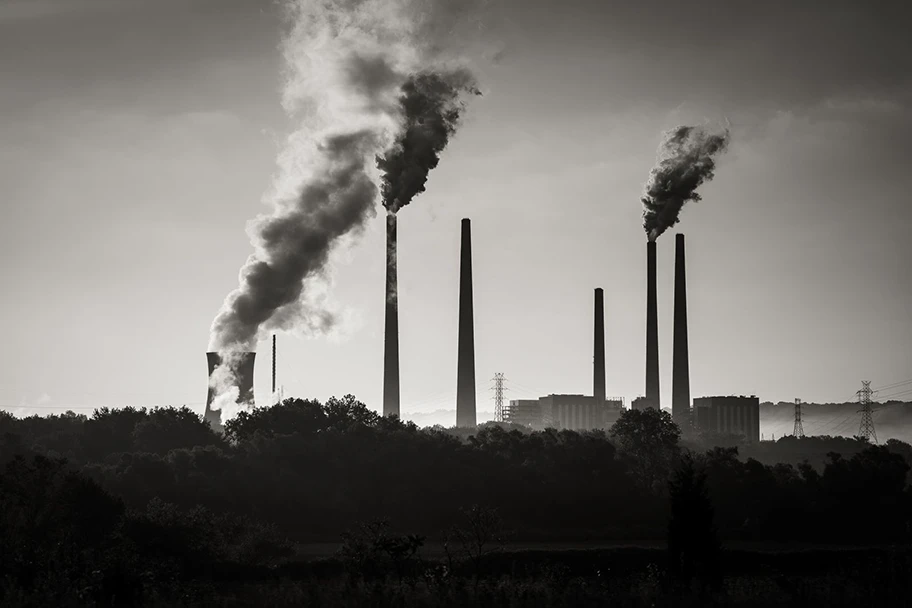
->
{"left": 593, "top": 288, "right": 606, "bottom": 403}
{"left": 645, "top": 241, "right": 660, "bottom": 408}
{"left": 383, "top": 213, "right": 400, "bottom": 418}
{"left": 672, "top": 234, "right": 691, "bottom": 426}
{"left": 205, "top": 351, "right": 256, "bottom": 427}
{"left": 456, "top": 218, "right": 477, "bottom": 428}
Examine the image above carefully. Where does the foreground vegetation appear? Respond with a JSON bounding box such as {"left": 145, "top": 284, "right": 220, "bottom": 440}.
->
{"left": 1, "top": 398, "right": 911, "bottom": 605}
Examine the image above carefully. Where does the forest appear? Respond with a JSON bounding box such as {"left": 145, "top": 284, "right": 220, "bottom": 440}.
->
{"left": 2, "top": 397, "right": 911, "bottom": 606}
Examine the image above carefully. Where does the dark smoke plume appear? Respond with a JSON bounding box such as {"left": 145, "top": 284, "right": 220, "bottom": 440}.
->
{"left": 208, "top": 0, "right": 488, "bottom": 422}
{"left": 641, "top": 125, "right": 730, "bottom": 241}
{"left": 377, "top": 70, "right": 480, "bottom": 214}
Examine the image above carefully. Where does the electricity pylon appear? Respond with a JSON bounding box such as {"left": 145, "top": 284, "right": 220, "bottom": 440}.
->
{"left": 856, "top": 380, "right": 877, "bottom": 443}
{"left": 793, "top": 398, "right": 805, "bottom": 438}
{"left": 492, "top": 373, "right": 506, "bottom": 422}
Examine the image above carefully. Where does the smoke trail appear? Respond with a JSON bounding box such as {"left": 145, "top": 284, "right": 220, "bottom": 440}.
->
{"left": 378, "top": 71, "right": 480, "bottom": 306}
{"left": 207, "top": 0, "right": 483, "bottom": 423}
{"left": 641, "top": 125, "right": 731, "bottom": 242}
{"left": 378, "top": 71, "right": 480, "bottom": 215}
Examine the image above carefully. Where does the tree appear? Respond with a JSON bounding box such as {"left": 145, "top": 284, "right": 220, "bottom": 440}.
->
{"left": 338, "top": 519, "right": 424, "bottom": 587}
{"left": 667, "top": 455, "right": 721, "bottom": 592}
{"left": 448, "top": 505, "right": 506, "bottom": 588}
{"left": 82, "top": 407, "right": 148, "bottom": 459}
{"left": 610, "top": 408, "right": 681, "bottom": 493}
{"left": 223, "top": 398, "right": 326, "bottom": 442}
{"left": 132, "top": 406, "right": 225, "bottom": 455}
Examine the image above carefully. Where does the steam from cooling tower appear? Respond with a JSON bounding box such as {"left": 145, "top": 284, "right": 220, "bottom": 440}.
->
{"left": 641, "top": 125, "right": 731, "bottom": 242}
{"left": 206, "top": 0, "right": 486, "bottom": 423}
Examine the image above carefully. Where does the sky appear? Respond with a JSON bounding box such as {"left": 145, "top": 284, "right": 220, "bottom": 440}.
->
{"left": 1, "top": 0, "right": 911, "bottom": 422}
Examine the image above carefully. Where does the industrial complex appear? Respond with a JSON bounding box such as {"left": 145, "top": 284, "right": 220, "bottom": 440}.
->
{"left": 202, "top": 219, "right": 773, "bottom": 443}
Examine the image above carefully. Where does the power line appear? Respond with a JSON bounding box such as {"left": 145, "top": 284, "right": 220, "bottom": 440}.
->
{"left": 875, "top": 387, "right": 912, "bottom": 401}
{"left": 874, "top": 378, "right": 912, "bottom": 392}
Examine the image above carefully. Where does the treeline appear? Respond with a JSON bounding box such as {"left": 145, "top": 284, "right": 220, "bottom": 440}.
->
{"left": 3, "top": 399, "right": 912, "bottom": 605}
{"left": 2, "top": 399, "right": 910, "bottom": 545}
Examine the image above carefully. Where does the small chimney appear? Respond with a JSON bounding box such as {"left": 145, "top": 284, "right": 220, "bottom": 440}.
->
{"left": 672, "top": 234, "right": 691, "bottom": 425}
{"left": 456, "top": 218, "right": 477, "bottom": 427}
{"left": 645, "top": 241, "right": 660, "bottom": 408}
{"left": 383, "top": 213, "right": 400, "bottom": 417}
{"left": 205, "top": 351, "right": 256, "bottom": 426}
{"left": 593, "top": 288, "right": 606, "bottom": 402}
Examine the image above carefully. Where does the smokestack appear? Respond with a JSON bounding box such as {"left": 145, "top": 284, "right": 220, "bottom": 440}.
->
{"left": 271, "top": 334, "right": 276, "bottom": 395}
{"left": 593, "top": 288, "right": 605, "bottom": 402}
{"left": 456, "top": 218, "right": 476, "bottom": 428}
{"left": 205, "top": 352, "right": 256, "bottom": 426}
{"left": 645, "top": 241, "right": 660, "bottom": 408}
{"left": 672, "top": 234, "right": 691, "bottom": 425}
{"left": 383, "top": 213, "right": 400, "bottom": 417}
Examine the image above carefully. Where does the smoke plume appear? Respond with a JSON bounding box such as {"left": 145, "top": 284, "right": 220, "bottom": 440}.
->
{"left": 641, "top": 125, "right": 731, "bottom": 241}
{"left": 207, "top": 0, "right": 483, "bottom": 422}
{"left": 378, "top": 71, "right": 480, "bottom": 214}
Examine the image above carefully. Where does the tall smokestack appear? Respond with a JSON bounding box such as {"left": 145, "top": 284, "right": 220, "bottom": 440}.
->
{"left": 383, "top": 213, "right": 400, "bottom": 417}
{"left": 377, "top": 72, "right": 480, "bottom": 419}
{"left": 205, "top": 352, "right": 256, "bottom": 426}
{"left": 456, "top": 218, "right": 476, "bottom": 427}
{"left": 645, "top": 242, "right": 660, "bottom": 408}
{"left": 672, "top": 234, "right": 691, "bottom": 425}
{"left": 593, "top": 288, "right": 606, "bottom": 402}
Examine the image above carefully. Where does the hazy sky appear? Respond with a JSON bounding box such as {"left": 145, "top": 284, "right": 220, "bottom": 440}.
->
{"left": 2, "top": 0, "right": 911, "bottom": 421}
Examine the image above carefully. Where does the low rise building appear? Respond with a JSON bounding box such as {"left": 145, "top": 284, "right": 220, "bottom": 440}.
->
{"left": 693, "top": 395, "right": 760, "bottom": 443}
{"left": 504, "top": 395, "right": 623, "bottom": 431}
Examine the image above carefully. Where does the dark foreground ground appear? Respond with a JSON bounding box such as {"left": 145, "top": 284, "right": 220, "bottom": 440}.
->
{"left": 290, "top": 539, "right": 903, "bottom": 559}
{"left": 6, "top": 545, "right": 909, "bottom": 607}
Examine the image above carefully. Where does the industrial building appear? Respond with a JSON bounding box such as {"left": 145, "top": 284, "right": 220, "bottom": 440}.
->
{"left": 501, "top": 287, "right": 623, "bottom": 431}
{"left": 502, "top": 399, "right": 543, "bottom": 428}
{"left": 630, "top": 396, "right": 654, "bottom": 411}
{"left": 693, "top": 395, "right": 760, "bottom": 442}
{"left": 504, "top": 395, "right": 623, "bottom": 431}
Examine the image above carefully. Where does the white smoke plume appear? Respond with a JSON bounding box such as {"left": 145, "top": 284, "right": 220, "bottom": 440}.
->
{"left": 207, "top": 0, "right": 484, "bottom": 418}
{"left": 206, "top": 351, "right": 252, "bottom": 424}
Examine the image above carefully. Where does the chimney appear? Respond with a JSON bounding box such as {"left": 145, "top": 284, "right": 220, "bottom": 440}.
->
{"left": 383, "top": 212, "right": 400, "bottom": 418}
{"left": 456, "top": 218, "right": 477, "bottom": 427}
{"left": 645, "top": 241, "right": 660, "bottom": 408}
{"left": 672, "top": 233, "right": 691, "bottom": 425}
{"left": 593, "top": 288, "right": 606, "bottom": 402}
{"left": 205, "top": 351, "right": 256, "bottom": 426}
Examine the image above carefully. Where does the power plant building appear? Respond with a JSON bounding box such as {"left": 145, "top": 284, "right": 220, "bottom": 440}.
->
{"left": 631, "top": 396, "right": 656, "bottom": 411}
{"left": 504, "top": 395, "right": 623, "bottom": 431}
{"left": 693, "top": 396, "right": 760, "bottom": 443}
{"left": 502, "top": 399, "right": 543, "bottom": 428}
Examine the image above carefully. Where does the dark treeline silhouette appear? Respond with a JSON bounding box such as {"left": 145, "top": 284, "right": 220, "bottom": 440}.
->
{"left": 2, "top": 400, "right": 912, "bottom": 605}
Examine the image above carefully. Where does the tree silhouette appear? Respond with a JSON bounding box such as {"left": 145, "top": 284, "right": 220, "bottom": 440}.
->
{"left": 610, "top": 408, "right": 681, "bottom": 493}
{"left": 667, "top": 454, "right": 721, "bottom": 591}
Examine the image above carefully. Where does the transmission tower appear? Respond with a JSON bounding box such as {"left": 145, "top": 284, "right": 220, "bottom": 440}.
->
{"left": 793, "top": 398, "right": 805, "bottom": 438}
{"left": 856, "top": 380, "right": 877, "bottom": 443}
{"left": 491, "top": 373, "right": 506, "bottom": 422}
